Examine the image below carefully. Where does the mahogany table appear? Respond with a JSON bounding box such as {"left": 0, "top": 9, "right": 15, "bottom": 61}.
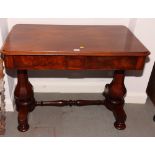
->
{"left": 1, "top": 24, "right": 149, "bottom": 132}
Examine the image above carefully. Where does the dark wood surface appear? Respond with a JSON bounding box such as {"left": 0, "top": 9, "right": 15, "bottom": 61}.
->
{"left": 147, "top": 62, "right": 155, "bottom": 104}
{"left": 1, "top": 24, "right": 149, "bottom": 71}
{"left": 3, "top": 55, "right": 146, "bottom": 70}
{"left": 1, "top": 24, "right": 150, "bottom": 132}
{"left": 146, "top": 61, "right": 155, "bottom": 121}
{"left": 2, "top": 24, "right": 149, "bottom": 56}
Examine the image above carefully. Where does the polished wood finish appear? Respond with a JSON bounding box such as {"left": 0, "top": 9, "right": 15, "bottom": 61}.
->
{"left": 1, "top": 24, "right": 149, "bottom": 132}
{"left": 146, "top": 62, "right": 155, "bottom": 121}
{"left": 103, "top": 70, "right": 127, "bottom": 130}
{"left": 2, "top": 25, "right": 149, "bottom": 71}
{"left": 14, "top": 70, "right": 35, "bottom": 132}
{"left": 36, "top": 100, "right": 104, "bottom": 106}
{"left": 4, "top": 55, "right": 146, "bottom": 70}
{"left": 147, "top": 62, "right": 155, "bottom": 104}
{"left": 2, "top": 24, "right": 149, "bottom": 56}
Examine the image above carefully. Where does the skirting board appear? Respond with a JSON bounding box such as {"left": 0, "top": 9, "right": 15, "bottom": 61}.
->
{"left": 5, "top": 80, "right": 148, "bottom": 111}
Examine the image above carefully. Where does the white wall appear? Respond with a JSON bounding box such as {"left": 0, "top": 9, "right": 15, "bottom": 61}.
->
{"left": 7, "top": 18, "right": 131, "bottom": 27}
{"left": 1, "top": 18, "right": 155, "bottom": 111}
{"left": 126, "top": 19, "right": 155, "bottom": 102}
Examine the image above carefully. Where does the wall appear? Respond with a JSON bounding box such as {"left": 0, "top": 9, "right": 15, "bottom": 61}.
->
{"left": 7, "top": 18, "right": 131, "bottom": 27}
{"left": 126, "top": 19, "right": 155, "bottom": 101}
{"left": 2, "top": 18, "right": 155, "bottom": 111}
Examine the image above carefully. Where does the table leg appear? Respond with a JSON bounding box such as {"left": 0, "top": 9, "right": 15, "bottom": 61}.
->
{"left": 153, "top": 115, "right": 155, "bottom": 122}
{"left": 14, "top": 70, "right": 35, "bottom": 132}
{"left": 103, "top": 70, "right": 127, "bottom": 130}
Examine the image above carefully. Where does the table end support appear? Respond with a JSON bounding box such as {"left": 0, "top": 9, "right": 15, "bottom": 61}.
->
{"left": 14, "top": 70, "right": 36, "bottom": 132}
{"left": 103, "top": 70, "right": 127, "bottom": 130}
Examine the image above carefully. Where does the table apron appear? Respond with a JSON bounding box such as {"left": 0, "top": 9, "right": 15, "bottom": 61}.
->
{"left": 4, "top": 55, "right": 146, "bottom": 70}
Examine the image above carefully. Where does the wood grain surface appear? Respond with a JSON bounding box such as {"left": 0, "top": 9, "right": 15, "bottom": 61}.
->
{"left": 1, "top": 24, "right": 149, "bottom": 56}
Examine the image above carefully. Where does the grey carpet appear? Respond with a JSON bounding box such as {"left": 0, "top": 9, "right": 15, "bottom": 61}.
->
{"left": 2, "top": 93, "right": 155, "bottom": 137}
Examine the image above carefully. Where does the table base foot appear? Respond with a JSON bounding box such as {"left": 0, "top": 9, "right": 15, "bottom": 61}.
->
{"left": 114, "top": 122, "right": 126, "bottom": 130}
{"left": 17, "top": 105, "right": 30, "bottom": 132}
{"left": 18, "top": 123, "right": 29, "bottom": 132}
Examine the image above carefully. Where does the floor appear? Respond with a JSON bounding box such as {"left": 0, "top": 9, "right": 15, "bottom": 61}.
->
{"left": 2, "top": 93, "right": 155, "bottom": 137}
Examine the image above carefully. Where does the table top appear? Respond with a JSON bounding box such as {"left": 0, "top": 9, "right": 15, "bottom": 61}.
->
{"left": 1, "top": 24, "right": 149, "bottom": 56}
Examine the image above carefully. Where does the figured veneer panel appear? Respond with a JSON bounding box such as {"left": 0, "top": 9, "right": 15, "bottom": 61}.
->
{"left": 85, "top": 56, "right": 144, "bottom": 70}
{"left": 13, "top": 56, "right": 66, "bottom": 70}
{"left": 3, "top": 55, "right": 146, "bottom": 70}
{"left": 2, "top": 24, "right": 149, "bottom": 57}
{"left": 3, "top": 55, "right": 14, "bottom": 69}
{"left": 66, "top": 56, "right": 85, "bottom": 70}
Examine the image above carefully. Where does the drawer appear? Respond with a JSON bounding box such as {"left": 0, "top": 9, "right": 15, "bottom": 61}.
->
{"left": 13, "top": 55, "right": 66, "bottom": 69}
{"left": 66, "top": 56, "right": 85, "bottom": 70}
{"left": 85, "top": 56, "right": 139, "bottom": 70}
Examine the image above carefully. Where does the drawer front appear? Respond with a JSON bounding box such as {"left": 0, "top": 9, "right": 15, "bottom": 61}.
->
{"left": 13, "top": 55, "right": 86, "bottom": 70}
{"left": 85, "top": 56, "right": 140, "bottom": 70}
{"left": 66, "top": 56, "right": 85, "bottom": 70}
{"left": 13, "top": 56, "right": 66, "bottom": 69}
{"left": 4, "top": 55, "right": 145, "bottom": 70}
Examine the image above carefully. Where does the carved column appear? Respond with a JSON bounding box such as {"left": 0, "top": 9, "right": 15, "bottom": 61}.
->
{"left": 14, "top": 70, "right": 35, "bottom": 132}
{"left": 103, "top": 70, "right": 127, "bottom": 130}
